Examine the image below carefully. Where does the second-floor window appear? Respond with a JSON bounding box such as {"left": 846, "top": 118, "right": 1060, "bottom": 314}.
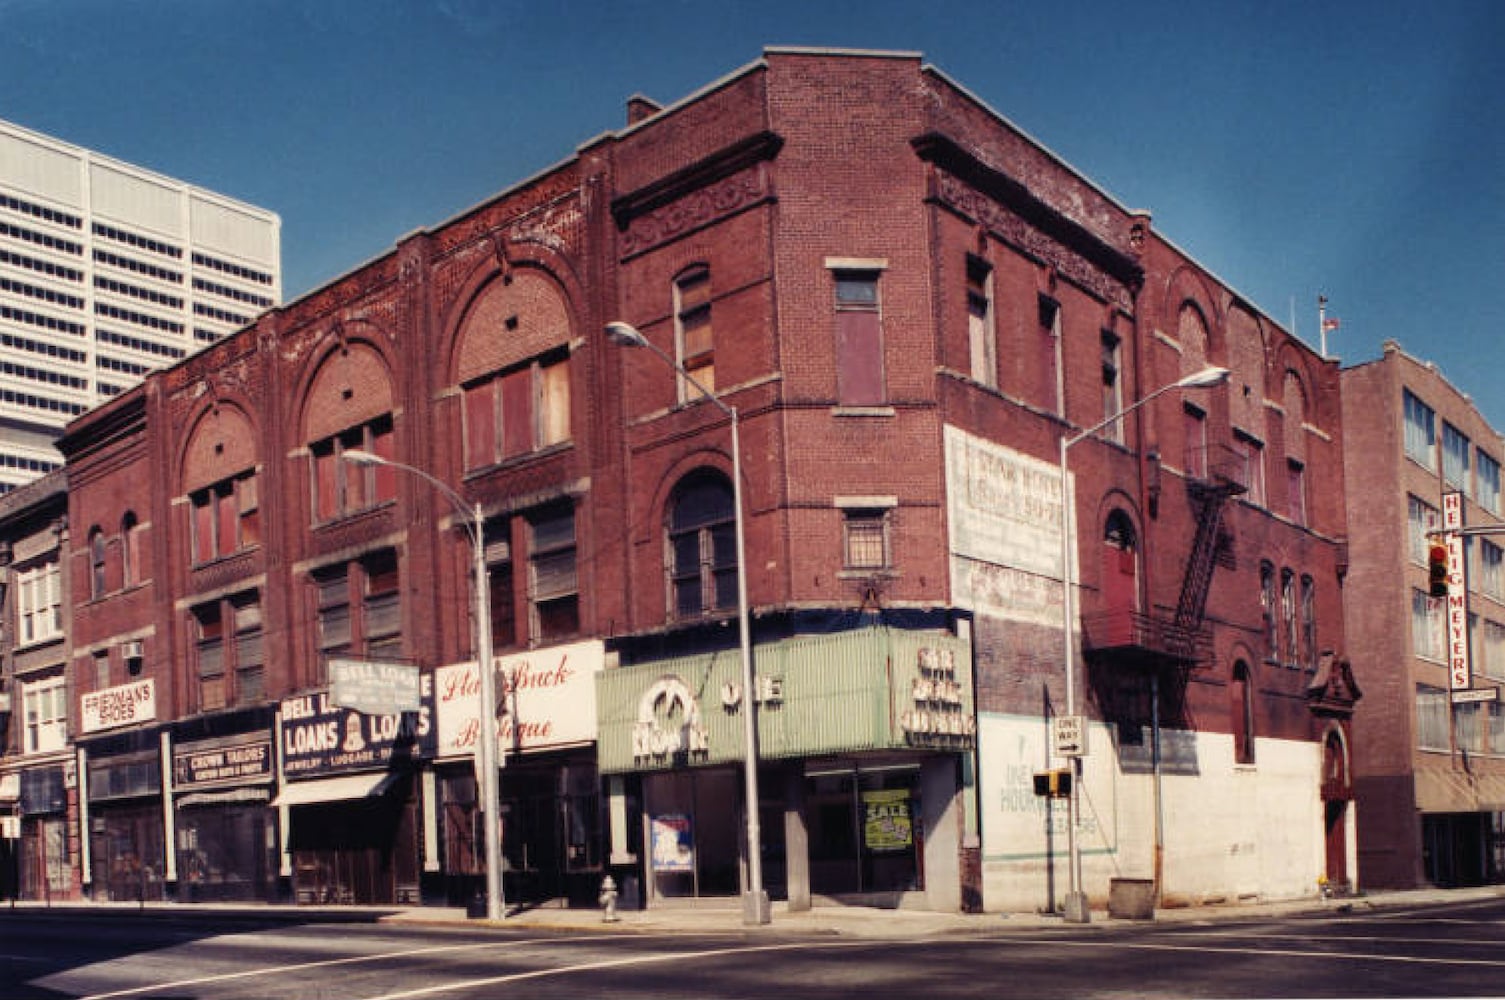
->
{"left": 311, "top": 417, "right": 396, "bottom": 521}
{"left": 18, "top": 561, "right": 61, "bottom": 645}
{"left": 843, "top": 508, "right": 892, "bottom": 571}
{"left": 1483, "top": 540, "right": 1505, "bottom": 601}
{"left": 193, "top": 592, "right": 265, "bottom": 712}
{"left": 313, "top": 551, "right": 402, "bottom": 681}
{"left": 1260, "top": 561, "right": 1278, "bottom": 662}
{"left": 668, "top": 473, "right": 737, "bottom": 619}
{"left": 1408, "top": 495, "right": 1440, "bottom": 565}
{"left": 528, "top": 505, "right": 579, "bottom": 642}
{"left": 22, "top": 674, "right": 67, "bottom": 754}
{"left": 191, "top": 471, "right": 260, "bottom": 563}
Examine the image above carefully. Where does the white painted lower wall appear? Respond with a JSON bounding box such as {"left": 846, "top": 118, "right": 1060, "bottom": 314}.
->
{"left": 978, "top": 712, "right": 1324, "bottom": 914}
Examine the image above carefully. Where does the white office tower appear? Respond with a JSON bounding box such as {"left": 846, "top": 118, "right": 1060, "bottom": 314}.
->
{"left": 0, "top": 118, "right": 282, "bottom": 491}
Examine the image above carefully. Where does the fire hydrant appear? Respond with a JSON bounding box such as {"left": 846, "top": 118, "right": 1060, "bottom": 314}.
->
{"left": 599, "top": 875, "right": 620, "bottom": 922}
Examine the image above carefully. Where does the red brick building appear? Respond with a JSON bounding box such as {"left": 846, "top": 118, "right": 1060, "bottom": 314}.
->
{"left": 27, "top": 48, "right": 1353, "bottom": 914}
{"left": 1343, "top": 341, "right": 1505, "bottom": 889}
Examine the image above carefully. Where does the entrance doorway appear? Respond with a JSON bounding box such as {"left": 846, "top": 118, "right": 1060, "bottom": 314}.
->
{"left": 807, "top": 763, "right": 923, "bottom": 898}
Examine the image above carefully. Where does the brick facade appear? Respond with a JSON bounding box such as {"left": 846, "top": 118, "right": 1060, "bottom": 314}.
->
{"left": 2, "top": 48, "right": 1352, "bottom": 912}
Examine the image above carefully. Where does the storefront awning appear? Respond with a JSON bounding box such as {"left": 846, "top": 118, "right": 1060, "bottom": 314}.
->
{"left": 271, "top": 772, "right": 398, "bottom": 808}
{"left": 178, "top": 787, "right": 271, "bottom": 808}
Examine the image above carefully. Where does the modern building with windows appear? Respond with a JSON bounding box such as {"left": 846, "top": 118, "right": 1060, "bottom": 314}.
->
{"left": 34, "top": 48, "right": 1352, "bottom": 915}
{"left": 1342, "top": 340, "right": 1505, "bottom": 888}
{"left": 0, "top": 118, "right": 280, "bottom": 493}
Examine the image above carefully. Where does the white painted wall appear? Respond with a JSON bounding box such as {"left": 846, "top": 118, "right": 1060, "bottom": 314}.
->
{"left": 978, "top": 712, "right": 1323, "bottom": 914}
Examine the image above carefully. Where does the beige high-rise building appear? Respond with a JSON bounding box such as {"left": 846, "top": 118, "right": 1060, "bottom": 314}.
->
{"left": 0, "top": 118, "right": 280, "bottom": 491}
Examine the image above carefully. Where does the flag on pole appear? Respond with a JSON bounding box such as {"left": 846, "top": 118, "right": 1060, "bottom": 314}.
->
{"left": 1322, "top": 316, "right": 1340, "bottom": 332}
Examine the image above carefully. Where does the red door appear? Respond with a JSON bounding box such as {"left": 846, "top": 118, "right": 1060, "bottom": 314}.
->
{"left": 1102, "top": 527, "right": 1138, "bottom": 645}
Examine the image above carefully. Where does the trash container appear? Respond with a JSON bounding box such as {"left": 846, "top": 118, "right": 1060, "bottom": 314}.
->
{"left": 1108, "top": 878, "right": 1156, "bottom": 920}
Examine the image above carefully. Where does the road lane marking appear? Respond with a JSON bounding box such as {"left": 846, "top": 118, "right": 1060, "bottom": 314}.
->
{"left": 73, "top": 934, "right": 639, "bottom": 1000}
{"left": 358, "top": 941, "right": 874, "bottom": 1000}
{"left": 1037, "top": 937, "right": 1505, "bottom": 968}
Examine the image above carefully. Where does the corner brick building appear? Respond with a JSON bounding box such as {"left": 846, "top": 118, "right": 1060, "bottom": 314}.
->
{"left": 1343, "top": 341, "right": 1505, "bottom": 888}
{"left": 5, "top": 48, "right": 1353, "bottom": 913}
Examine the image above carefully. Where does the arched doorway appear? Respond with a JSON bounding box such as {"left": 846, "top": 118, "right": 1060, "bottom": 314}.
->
{"left": 1322, "top": 728, "right": 1351, "bottom": 891}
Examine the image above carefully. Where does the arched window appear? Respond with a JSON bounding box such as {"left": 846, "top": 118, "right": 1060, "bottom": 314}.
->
{"left": 668, "top": 472, "right": 737, "bottom": 619}
{"left": 88, "top": 527, "right": 107, "bottom": 599}
{"left": 1232, "top": 661, "right": 1255, "bottom": 764}
{"left": 121, "top": 512, "right": 141, "bottom": 587}
{"left": 1260, "top": 561, "right": 1278, "bottom": 662}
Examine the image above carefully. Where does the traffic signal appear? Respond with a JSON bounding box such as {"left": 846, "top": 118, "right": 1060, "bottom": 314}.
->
{"left": 1033, "top": 769, "right": 1072, "bottom": 798}
{"left": 1428, "top": 540, "right": 1449, "bottom": 598}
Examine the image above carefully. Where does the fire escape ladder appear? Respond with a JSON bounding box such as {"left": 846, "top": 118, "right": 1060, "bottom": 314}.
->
{"left": 1174, "top": 484, "right": 1232, "bottom": 634}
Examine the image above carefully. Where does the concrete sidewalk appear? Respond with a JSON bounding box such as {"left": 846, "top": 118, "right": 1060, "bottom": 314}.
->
{"left": 7, "top": 885, "right": 1502, "bottom": 939}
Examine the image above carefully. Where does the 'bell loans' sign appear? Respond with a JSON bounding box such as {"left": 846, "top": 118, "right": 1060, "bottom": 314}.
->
{"left": 329, "top": 659, "right": 421, "bottom": 716}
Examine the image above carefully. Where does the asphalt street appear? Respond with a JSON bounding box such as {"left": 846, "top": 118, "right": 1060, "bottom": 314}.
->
{"left": 6, "top": 893, "right": 1505, "bottom": 999}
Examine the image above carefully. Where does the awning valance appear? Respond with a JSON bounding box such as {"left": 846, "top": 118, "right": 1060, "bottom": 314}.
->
{"left": 271, "top": 772, "right": 398, "bottom": 808}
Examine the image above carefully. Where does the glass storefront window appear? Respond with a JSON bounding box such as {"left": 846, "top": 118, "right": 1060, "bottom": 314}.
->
{"left": 807, "top": 763, "right": 923, "bottom": 896}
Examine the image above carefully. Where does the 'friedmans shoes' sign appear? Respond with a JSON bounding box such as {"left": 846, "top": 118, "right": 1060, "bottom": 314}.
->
{"left": 280, "top": 674, "right": 435, "bottom": 777}
{"left": 81, "top": 679, "right": 156, "bottom": 734}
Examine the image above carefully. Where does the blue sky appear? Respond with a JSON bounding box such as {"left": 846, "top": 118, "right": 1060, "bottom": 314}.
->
{"left": 6, "top": 0, "right": 1503, "bottom": 424}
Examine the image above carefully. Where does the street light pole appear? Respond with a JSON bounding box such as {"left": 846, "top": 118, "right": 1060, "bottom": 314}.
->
{"left": 342, "top": 449, "right": 505, "bottom": 922}
{"left": 1055, "top": 365, "right": 1229, "bottom": 924}
{"left": 605, "top": 321, "right": 770, "bottom": 925}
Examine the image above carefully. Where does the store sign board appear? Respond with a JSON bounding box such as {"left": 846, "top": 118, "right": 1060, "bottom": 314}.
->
{"left": 80, "top": 679, "right": 156, "bottom": 734}
{"left": 1443, "top": 491, "right": 1470, "bottom": 691}
{"left": 280, "top": 676, "right": 434, "bottom": 777}
{"left": 329, "top": 659, "right": 421, "bottom": 716}
{"left": 173, "top": 736, "right": 273, "bottom": 790}
{"left": 435, "top": 639, "right": 605, "bottom": 758}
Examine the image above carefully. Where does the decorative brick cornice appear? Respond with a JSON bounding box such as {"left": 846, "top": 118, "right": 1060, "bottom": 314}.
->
{"left": 913, "top": 132, "right": 1142, "bottom": 307}
{"left": 611, "top": 131, "right": 783, "bottom": 258}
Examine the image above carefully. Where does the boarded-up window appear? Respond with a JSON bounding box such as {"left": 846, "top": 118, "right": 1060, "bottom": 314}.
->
{"left": 834, "top": 271, "right": 883, "bottom": 406}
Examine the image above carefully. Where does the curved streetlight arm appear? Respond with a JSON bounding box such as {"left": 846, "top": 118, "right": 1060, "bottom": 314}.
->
{"left": 605, "top": 321, "right": 731, "bottom": 420}
{"left": 342, "top": 449, "right": 477, "bottom": 545}
{"left": 338, "top": 447, "right": 505, "bottom": 922}
{"left": 1064, "top": 366, "right": 1230, "bottom": 452}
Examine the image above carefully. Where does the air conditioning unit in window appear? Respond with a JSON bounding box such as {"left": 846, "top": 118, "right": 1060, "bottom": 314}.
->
{"left": 122, "top": 640, "right": 143, "bottom": 661}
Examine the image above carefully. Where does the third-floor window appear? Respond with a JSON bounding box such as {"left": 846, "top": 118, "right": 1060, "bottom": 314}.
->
{"left": 191, "top": 471, "right": 260, "bottom": 563}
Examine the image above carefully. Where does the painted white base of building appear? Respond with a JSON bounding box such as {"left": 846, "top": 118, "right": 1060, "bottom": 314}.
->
{"left": 978, "top": 712, "right": 1331, "bottom": 914}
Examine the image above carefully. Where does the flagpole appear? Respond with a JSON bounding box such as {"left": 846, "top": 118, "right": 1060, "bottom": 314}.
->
{"left": 1318, "top": 295, "right": 1328, "bottom": 359}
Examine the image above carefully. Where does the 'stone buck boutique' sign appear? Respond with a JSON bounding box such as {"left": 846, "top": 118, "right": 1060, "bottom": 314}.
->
{"left": 280, "top": 674, "right": 436, "bottom": 777}
{"left": 435, "top": 639, "right": 605, "bottom": 758}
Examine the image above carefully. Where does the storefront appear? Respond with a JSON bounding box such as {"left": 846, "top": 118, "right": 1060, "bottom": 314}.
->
{"left": 431, "top": 640, "right": 605, "bottom": 909}
{"left": 274, "top": 679, "right": 433, "bottom": 906}
{"left": 14, "top": 763, "right": 71, "bottom": 901}
{"left": 598, "top": 625, "right": 976, "bottom": 912}
{"left": 77, "top": 678, "right": 165, "bottom": 902}
{"left": 170, "top": 708, "right": 278, "bottom": 902}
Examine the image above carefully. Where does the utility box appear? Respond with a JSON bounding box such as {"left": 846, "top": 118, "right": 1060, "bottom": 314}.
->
{"left": 1108, "top": 877, "right": 1156, "bottom": 920}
